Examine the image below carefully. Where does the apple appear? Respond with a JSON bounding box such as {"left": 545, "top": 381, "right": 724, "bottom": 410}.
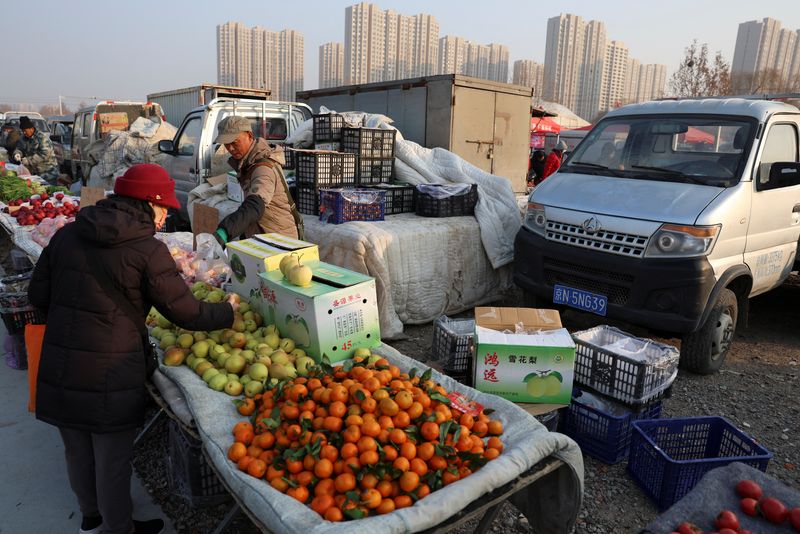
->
{"left": 279, "top": 338, "right": 295, "bottom": 353}
{"left": 224, "top": 379, "right": 243, "bottom": 396}
{"left": 248, "top": 362, "right": 269, "bottom": 381}
{"left": 245, "top": 338, "right": 259, "bottom": 350}
{"left": 208, "top": 373, "right": 228, "bottom": 391}
{"left": 244, "top": 318, "right": 258, "bottom": 333}
{"left": 280, "top": 254, "right": 301, "bottom": 277}
{"left": 186, "top": 354, "right": 197, "bottom": 368}
{"left": 229, "top": 332, "right": 247, "bottom": 349}
{"left": 194, "top": 361, "right": 214, "bottom": 376}
{"left": 287, "top": 264, "right": 313, "bottom": 287}
{"left": 211, "top": 344, "right": 226, "bottom": 358}
{"left": 225, "top": 354, "right": 246, "bottom": 374}
{"left": 151, "top": 326, "right": 164, "bottom": 340}
{"left": 220, "top": 329, "right": 235, "bottom": 343}
{"left": 191, "top": 340, "right": 210, "bottom": 358}
{"left": 208, "top": 330, "right": 222, "bottom": 343}
{"left": 176, "top": 333, "right": 194, "bottom": 349}
{"left": 240, "top": 374, "right": 252, "bottom": 385}
{"left": 232, "top": 318, "right": 246, "bottom": 333}
{"left": 244, "top": 380, "right": 264, "bottom": 398}
{"left": 206, "top": 289, "right": 225, "bottom": 303}
{"left": 163, "top": 347, "right": 188, "bottom": 366}
{"left": 241, "top": 349, "right": 256, "bottom": 363}
{"left": 216, "top": 353, "right": 230, "bottom": 367}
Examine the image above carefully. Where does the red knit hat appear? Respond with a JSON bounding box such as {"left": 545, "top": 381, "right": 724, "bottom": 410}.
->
{"left": 114, "top": 164, "right": 180, "bottom": 209}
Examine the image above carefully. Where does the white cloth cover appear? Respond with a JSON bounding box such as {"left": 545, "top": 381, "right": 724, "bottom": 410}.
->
{"left": 157, "top": 342, "right": 584, "bottom": 534}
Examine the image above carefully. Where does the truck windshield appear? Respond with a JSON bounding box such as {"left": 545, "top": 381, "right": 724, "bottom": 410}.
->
{"left": 564, "top": 115, "right": 756, "bottom": 187}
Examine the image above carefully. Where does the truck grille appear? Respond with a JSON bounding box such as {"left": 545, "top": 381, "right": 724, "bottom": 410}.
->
{"left": 543, "top": 258, "right": 632, "bottom": 305}
{"left": 546, "top": 221, "right": 649, "bottom": 258}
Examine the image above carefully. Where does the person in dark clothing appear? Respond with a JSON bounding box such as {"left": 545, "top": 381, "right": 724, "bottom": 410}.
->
{"left": 529, "top": 149, "right": 547, "bottom": 186}
{"left": 28, "top": 163, "right": 235, "bottom": 534}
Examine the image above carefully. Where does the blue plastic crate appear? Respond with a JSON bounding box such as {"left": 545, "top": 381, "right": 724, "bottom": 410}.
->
{"left": 562, "top": 388, "right": 662, "bottom": 464}
{"left": 319, "top": 188, "right": 386, "bottom": 224}
{"left": 628, "top": 417, "right": 772, "bottom": 511}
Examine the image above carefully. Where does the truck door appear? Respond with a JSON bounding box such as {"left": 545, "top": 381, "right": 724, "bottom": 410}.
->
{"left": 165, "top": 114, "right": 203, "bottom": 213}
{"left": 451, "top": 86, "right": 494, "bottom": 174}
{"left": 492, "top": 92, "right": 531, "bottom": 192}
{"left": 745, "top": 120, "right": 800, "bottom": 295}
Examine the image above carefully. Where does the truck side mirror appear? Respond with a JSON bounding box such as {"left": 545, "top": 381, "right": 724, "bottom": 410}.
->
{"left": 766, "top": 162, "right": 800, "bottom": 189}
{"left": 158, "top": 140, "right": 175, "bottom": 153}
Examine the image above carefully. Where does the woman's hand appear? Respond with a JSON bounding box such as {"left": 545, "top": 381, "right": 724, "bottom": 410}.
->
{"left": 227, "top": 293, "right": 240, "bottom": 313}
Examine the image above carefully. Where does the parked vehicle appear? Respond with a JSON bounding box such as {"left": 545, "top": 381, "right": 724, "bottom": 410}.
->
{"left": 147, "top": 84, "right": 271, "bottom": 128}
{"left": 514, "top": 95, "right": 800, "bottom": 374}
{"left": 297, "top": 74, "right": 533, "bottom": 193}
{"left": 71, "top": 101, "right": 165, "bottom": 184}
{"left": 156, "top": 97, "right": 312, "bottom": 226}
{"left": 47, "top": 115, "right": 74, "bottom": 176}
{"left": 2, "top": 112, "right": 49, "bottom": 133}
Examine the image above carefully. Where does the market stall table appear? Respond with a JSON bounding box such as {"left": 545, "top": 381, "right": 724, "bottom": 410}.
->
{"left": 149, "top": 342, "right": 583, "bottom": 534}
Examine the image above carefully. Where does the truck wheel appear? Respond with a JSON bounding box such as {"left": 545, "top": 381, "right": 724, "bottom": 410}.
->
{"left": 680, "top": 288, "right": 737, "bottom": 375}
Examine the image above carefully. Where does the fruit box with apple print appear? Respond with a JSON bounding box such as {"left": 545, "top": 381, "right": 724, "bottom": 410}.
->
{"left": 473, "top": 307, "right": 576, "bottom": 404}
{"left": 258, "top": 260, "right": 381, "bottom": 363}
{"left": 226, "top": 233, "right": 319, "bottom": 313}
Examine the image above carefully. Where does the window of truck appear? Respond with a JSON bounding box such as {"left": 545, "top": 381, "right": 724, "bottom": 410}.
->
{"left": 757, "top": 123, "right": 799, "bottom": 189}
{"left": 565, "top": 115, "right": 756, "bottom": 187}
{"left": 176, "top": 117, "right": 202, "bottom": 156}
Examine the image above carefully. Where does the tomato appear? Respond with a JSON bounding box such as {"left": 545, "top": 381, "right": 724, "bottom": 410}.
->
{"left": 740, "top": 497, "right": 758, "bottom": 517}
{"left": 761, "top": 497, "right": 788, "bottom": 524}
{"left": 735, "top": 479, "right": 763, "bottom": 500}
{"left": 714, "top": 510, "right": 739, "bottom": 531}
{"left": 789, "top": 507, "right": 800, "bottom": 531}
{"left": 677, "top": 523, "right": 702, "bottom": 534}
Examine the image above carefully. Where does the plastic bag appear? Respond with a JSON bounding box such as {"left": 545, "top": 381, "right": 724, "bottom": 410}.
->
{"left": 155, "top": 232, "right": 230, "bottom": 286}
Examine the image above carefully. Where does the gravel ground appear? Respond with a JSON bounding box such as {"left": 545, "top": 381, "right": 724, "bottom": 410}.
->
{"left": 6, "top": 230, "right": 796, "bottom": 533}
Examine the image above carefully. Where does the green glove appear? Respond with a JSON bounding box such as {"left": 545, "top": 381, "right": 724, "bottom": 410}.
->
{"left": 215, "top": 228, "right": 228, "bottom": 246}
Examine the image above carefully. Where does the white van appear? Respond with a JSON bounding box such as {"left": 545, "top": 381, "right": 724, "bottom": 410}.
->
{"left": 514, "top": 96, "right": 800, "bottom": 374}
{"left": 157, "top": 98, "right": 312, "bottom": 226}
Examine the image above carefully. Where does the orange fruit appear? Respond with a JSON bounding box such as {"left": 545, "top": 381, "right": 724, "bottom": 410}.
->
{"left": 323, "top": 416, "right": 343, "bottom": 433}
{"left": 420, "top": 421, "right": 440, "bottom": 442}
{"left": 389, "top": 428, "right": 407, "bottom": 445}
{"left": 360, "top": 472, "right": 379, "bottom": 490}
{"left": 484, "top": 447, "right": 501, "bottom": 460}
{"left": 311, "top": 494, "right": 335, "bottom": 516}
{"left": 287, "top": 485, "right": 309, "bottom": 503}
{"left": 314, "top": 458, "right": 334, "bottom": 479}
{"left": 488, "top": 420, "right": 503, "bottom": 435}
{"left": 487, "top": 437, "right": 504, "bottom": 452}
{"left": 399, "top": 470, "right": 420, "bottom": 493}
{"left": 324, "top": 506, "right": 343, "bottom": 522}
{"left": 342, "top": 425, "right": 361, "bottom": 443}
{"left": 270, "top": 477, "right": 289, "bottom": 492}
{"left": 228, "top": 442, "right": 247, "bottom": 462}
{"left": 379, "top": 398, "right": 399, "bottom": 416}
{"left": 359, "top": 450, "right": 380, "bottom": 466}
{"left": 376, "top": 498, "right": 396, "bottom": 515}
{"left": 246, "top": 459, "right": 267, "bottom": 478}
{"left": 393, "top": 457, "right": 410, "bottom": 472}
{"left": 321, "top": 444, "right": 339, "bottom": 462}
{"left": 383, "top": 445, "right": 399, "bottom": 462}
{"left": 417, "top": 442, "right": 435, "bottom": 461}
{"left": 340, "top": 442, "right": 359, "bottom": 459}
{"left": 376, "top": 480, "right": 393, "bottom": 498}
{"left": 410, "top": 458, "right": 428, "bottom": 476}
{"left": 400, "top": 441, "right": 417, "bottom": 460}
{"left": 393, "top": 411, "right": 411, "bottom": 429}
{"left": 361, "top": 488, "right": 382, "bottom": 509}
{"left": 314, "top": 478, "right": 335, "bottom": 496}
{"left": 334, "top": 472, "right": 356, "bottom": 493}
{"left": 357, "top": 436, "right": 378, "bottom": 453}
{"left": 394, "top": 495, "right": 413, "bottom": 509}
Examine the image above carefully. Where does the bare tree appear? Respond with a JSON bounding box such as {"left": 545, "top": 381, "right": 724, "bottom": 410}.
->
{"left": 732, "top": 68, "right": 798, "bottom": 94}
{"left": 669, "top": 40, "right": 731, "bottom": 97}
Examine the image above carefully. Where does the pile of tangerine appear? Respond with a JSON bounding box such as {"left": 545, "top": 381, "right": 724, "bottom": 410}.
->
{"left": 227, "top": 355, "right": 505, "bottom": 521}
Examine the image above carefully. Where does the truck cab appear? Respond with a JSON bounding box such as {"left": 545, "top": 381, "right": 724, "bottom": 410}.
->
{"left": 156, "top": 98, "right": 312, "bottom": 226}
{"left": 514, "top": 96, "right": 800, "bottom": 374}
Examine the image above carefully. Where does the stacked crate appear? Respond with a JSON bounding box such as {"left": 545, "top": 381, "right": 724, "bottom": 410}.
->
{"left": 561, "top": 326, "right": 680, "bottom": 464}
{"left": 294, "top": 150, "right": 357, "bottom": 216}
{"left": 341, "top": 127, "right": 396, "bottom": 185}
{"left": 313, "top": 113, "right": 345, "bottom": 151}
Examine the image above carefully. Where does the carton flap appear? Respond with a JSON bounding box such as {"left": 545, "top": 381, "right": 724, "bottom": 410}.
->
{"left": 254, "top": 233, "right": 317, "bottom": 251}
{"left": 207, "top": 173, "right": 228, "bottom": 186}
{"left": 517, "top": 403, "right": 568, "bottom": 417}
{"left": 475, "top": 307, "right": 562, "bottom": 331}
{"left": 475, "top": 325, "right": 575, "bottom": 348}
{"left": 311, "top": 261, "right": 372, "bottom": 287}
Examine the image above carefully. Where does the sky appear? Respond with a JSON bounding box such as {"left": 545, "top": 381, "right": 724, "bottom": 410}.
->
{"left": 3, "top": 0, "right": 799, "bottom": 112}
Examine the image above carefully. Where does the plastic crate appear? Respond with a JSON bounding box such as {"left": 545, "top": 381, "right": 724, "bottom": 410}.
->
{"left": 295, "top": 187, "right": 320, "bottom": 215}
{"left": 1, "top": 272, "right": 45, "bottom": 335}
{"left": 562, "top": 388, "right": 663, "bottom": 464}
{"left": 414, "top": 183, "right": 478, "bottom": 217}
{"left": 432, "top": 315, "right": 474, "bottom": 373}
{"left": 166, "top": 421, "right": 230, "bottom": 507}
{"left": 313, "top": 113, "right": 345, "bottom": 143}
{"left": 341, "top": 127, "right": 396, "bottom": 158}
{"left": 366, "top": 183, "right": 415, "bottom": 214}
{"left": 356, "top": 157, "right": 394, "bottom": 185}
{"left": 628, "top": 417, "right": 772, "bottom": 510}
{"left": 295, "top": 151, "right": 357, "bottom": 188}
{"left": 319, "top": 188, "right": 386, "bottom": 224}
{"left": 572, "top": 325, "right": 679, "bottom": 407}
{"left": 281, "top": 143, "right": 295, "bottom": 170}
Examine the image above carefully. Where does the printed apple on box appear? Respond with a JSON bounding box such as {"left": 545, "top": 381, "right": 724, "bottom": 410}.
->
{"left": 259, "top": 260, "right": 381, "bottom": 363}
{"left": 225, "top": 233, "right": 319, "bottom": 313}
{"left": 473, "top": 307, "right": 576, "bottom": 404}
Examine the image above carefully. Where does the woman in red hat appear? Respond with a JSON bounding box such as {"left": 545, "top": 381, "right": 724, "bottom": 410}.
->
{"left": 28, "top": 164, "right": 235, "bottom": 534}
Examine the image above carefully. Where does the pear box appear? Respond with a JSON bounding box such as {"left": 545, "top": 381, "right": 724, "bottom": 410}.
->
{"left": 226, "top": 233, "right": 319, "bottom": 308}
{"left": 473, "top": 307, "right": 575, "bottom": 404}
{"left": 258, "top": 260, "right": 381, "bottom": 363}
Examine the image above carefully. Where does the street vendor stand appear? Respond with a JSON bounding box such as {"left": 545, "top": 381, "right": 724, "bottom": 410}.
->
{"left": 147, "top": 342, "right": 584, "bottom": 533}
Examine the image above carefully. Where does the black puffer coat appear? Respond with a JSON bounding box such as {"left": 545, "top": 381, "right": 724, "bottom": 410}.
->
{"left": 28, "top": 197, "right": 234, "bottom": 432}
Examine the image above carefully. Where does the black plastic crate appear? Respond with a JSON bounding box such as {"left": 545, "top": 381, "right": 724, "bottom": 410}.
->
{"left": 295, "top": 187, "right": 320, "bottom": 215}
{"left": 367, "top": 183, "right": 415, "bottom": 214}
{"left": 414, "top": 183, "right": 478, "bottom": 217}
{"left": 341, "top": 127, "right": 396, "bottom": 159}
{"left": 166, "top": 421, "right": 230, "bottom": 507}
{"left": 356, "top": 157, "right": 394, "bottom": 185}
{"left": 295, "top": 151, "right": 357, "bottom": 188}
{"left": 572, "top": 326, "right": 680, "bottom": 407}
{"left": 280, "top": 143, "right": 295, "bottom": 170}
{"left": 432, "top": 315, "right": 474, "bottom": 373}
{"left": 313, "top": 114, "right": 345, "bottom": 143}
{"left": 319, "top": 188, "right": 385, "bottom": 224}
{"left": 1, "top": 272, "right": 45, "bottom": 335}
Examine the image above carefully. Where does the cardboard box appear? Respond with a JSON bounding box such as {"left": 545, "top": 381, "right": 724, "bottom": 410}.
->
{"left": 226, "top": 234, "right": 319, "bottom": 305}
{"left": 259, "top": 260, "right": 381, "bottom": 362}
{"left": 226, "top": 173, "right": 244, "bottom": 202}
{"left": 473, "top": 307, "right": 575, "bottom": 404}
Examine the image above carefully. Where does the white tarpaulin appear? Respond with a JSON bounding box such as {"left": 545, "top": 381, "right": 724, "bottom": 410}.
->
{"left": 157, "top": 342, "right": 584, "bottom": 534}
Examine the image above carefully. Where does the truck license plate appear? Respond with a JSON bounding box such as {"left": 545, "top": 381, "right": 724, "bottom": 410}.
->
{"left": 553, "top": 285, "right": 608, "bottom": 316}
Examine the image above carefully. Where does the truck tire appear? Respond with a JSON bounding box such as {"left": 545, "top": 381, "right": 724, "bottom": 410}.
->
{"left": 680, "top": 288, "right": 737, "bottom": 375}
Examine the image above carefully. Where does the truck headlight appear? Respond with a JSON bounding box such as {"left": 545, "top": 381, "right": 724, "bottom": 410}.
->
{"left": 645, "top": 224, "right": 720, "bottom": 258}
{"left": 524, "top": 202, "right": 547, "bottom": 237}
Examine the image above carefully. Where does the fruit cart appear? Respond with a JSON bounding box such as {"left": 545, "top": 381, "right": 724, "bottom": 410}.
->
{"left": 148, "top": 343, "right": 584, "bottom": 533}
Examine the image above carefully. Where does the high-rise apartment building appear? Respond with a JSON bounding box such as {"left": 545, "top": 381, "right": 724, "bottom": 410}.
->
{"left": 465, "top": 43, "right": 490, "bottom": 79}
{"left": 320, "top": 42, "right": 345, "bottom": 89}
{"left": 512, "top": 60, "right": 544, "bottom": 95}
{"left": 412, "top": 13, "right": 439, "bottom": 76}
{"left": 732, "top": 17, "right": 800, "bottom": 92}
{"left": 487, "top": 43, "right": 510, "bottom": 83}
{"left": 438, "top": 35, "right": 468, "bottom": 75}
{"left": 345, "top": 3, "right": 386, "bottom": 84}
{"left": 384, "top": 12, "right": 416, "bottom": 80}
{"left": 545, "top": 13, "right": 666, "bottom": 119}
{"left": 216, "top": 22, "right": 303, "bottom": 100}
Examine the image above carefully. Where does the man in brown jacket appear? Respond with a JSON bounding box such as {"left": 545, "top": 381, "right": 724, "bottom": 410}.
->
{"left": 213, "top": 116, "right": 301, "bottom": 245}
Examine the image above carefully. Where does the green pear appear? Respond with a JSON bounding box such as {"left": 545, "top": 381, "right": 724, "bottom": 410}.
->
{"left": 295, "top": 356, "right": 315, "bottom": 376}
{"left": 202, "top": 368, "right": 220, "bottom": 383}
{"left": 209, "top": 373, "right": 228, "bottom": 391}
{"left": 248, "top": 362, "right": 269, "bottom": 381}
{"left": 177, "top": 333, "right": 194, "bottom": 349}
{"left": 191, "top": 340, "right": 210, "bottom": 358}
{"left": 244, "top": 380, "right": 264, "bottom": 398}
{"left": 224, "top": 379, "right": 244, "bottom": 396}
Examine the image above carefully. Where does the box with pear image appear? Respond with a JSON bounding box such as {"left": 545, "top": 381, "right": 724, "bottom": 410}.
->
{"left": 258, "top": 260, "right": 381, "bottom": 363}
{"left": 473, "top": 307, "right": 576, "bottom": 404}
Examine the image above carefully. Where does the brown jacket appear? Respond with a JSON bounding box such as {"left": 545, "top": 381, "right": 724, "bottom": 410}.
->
{"left": 224, "top": 138, "right": 298, "bottom": 239}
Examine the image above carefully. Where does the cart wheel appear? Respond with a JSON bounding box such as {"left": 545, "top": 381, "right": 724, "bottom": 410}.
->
{"left": 680, "top": 288, "right": 737, "bottom": 375}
